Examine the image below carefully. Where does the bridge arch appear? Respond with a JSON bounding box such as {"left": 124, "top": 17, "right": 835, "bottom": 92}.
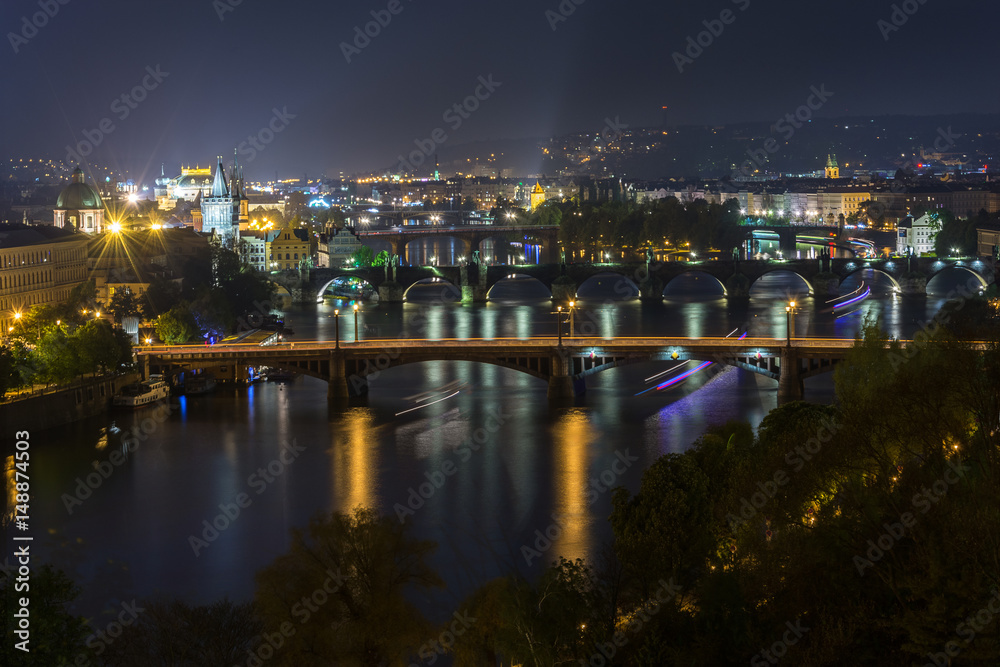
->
{"left": 401, "top": 277, "right": 461, "bottom": 301}
{"left": 486, "top": 273, "right": 552, "bottom": 300}
{"left": 748, "top": 270, "right": 814, "bottom": 296}
{"left": 662, "top": 270, "right": 728, "bottom": 297}
{"left": 925, "top": 264, "right": 990, "bottom": 292}
{"left": 269, "top": 283, "right": 293, "bottom": 304}
{"left": 839, "top": 266, "right": 901, "bottom": 292}
{"left": 576, "top": 272, "right": 640, "bottom": 299}
{"left": 316, "top": 275, "right": 379, "bottom": 302}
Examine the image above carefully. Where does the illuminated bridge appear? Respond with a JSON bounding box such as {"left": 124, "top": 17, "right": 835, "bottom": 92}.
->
{"left": 273, "top": 257, "right": 994, "bottom": 304}
{"left": 139, "top": 337, "right": 871, "bottom": 405}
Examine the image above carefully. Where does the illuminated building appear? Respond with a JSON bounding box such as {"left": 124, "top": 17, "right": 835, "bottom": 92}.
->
{"left": 200, "top": 156, "right": 246, "bottom": 247}
{"left": 53, "top": 167, "right": 105, "bottom": 233}
{"left": 0, "top": 224, "right": 89, "bottom": 333}
{"left": 269, "top": 227, "right": 312, "bottom": 271}
{"left": 529, "top": 182, "right": 546, "bottom": 210}
{"left": 896, "top": 213, "right": 938, "bottom": 256}
{"left": 241, "top": 230, "right": 280, "bottom": 272}
{"left": 825, "top": 154, "right": 840, "bottom": 179}
{"left": 153, "top": 165, "right": 215, "bottom": 209}
{"left": 318, "top": 227, "right": 364, "bottom": 268}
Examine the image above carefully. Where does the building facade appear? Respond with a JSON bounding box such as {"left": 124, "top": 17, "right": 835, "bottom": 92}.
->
{"left": 0, "top": 224, "right": 90, "bottom": 333}
{"left": 270, "top": 227, "right": 312, "bottom": 271}
{"left": 897, "top": 213, "right": 938, "bottom": 256}
{"left": 153, "top": 165, "right": 216, "bottom": 209}
{"left": 318, "top": 227, "right": 365, "bottom": 267}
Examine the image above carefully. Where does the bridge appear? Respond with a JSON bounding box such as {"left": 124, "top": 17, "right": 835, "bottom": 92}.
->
{"left": 139, "top": 336, "right": 864, "bottom": 406}
{"left": 271, "top": 257, "right": 995, "bottom": 304}
{"left": 354, "top": 225, "right": 561, "bottom": 264}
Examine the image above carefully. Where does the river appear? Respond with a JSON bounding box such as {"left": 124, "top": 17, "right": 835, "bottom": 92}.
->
{"left": 17, "top": 267, "right": 977, "bottom": 632}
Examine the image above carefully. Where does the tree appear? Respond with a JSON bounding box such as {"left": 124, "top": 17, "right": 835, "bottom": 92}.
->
{"left": 35, "top": 326, "right": 81, "bottom": 383}
{"left": 108, "top": 287, "right": 143, "bottom": 324}
{"left": 372, "top": 250, "right": 390, "bottom": 267}
{"left": 98, "top": 599, "right": 262, "bottom": 667}
{"left": 0, "top": 564, "right": 96, "bottom": 666}
{"left": 0, "top": 346, "right": 17, "bottom": 398}
{"left": 142, "top": 277, "right": 182, "bottom": 319}
{"left": 610, "top": 452, "right": 714, "bottom": 596}
{"left": 74, "top": 319, "right": 129, "bottom": 374}
{"left": 155, "top": 303, "right": 199, "bottom": 344}
{"left": 349, "top": 245, "right": 376, "bottom": 268}
{"left": 254, "top": 507, "right": 443, "bottom": 666}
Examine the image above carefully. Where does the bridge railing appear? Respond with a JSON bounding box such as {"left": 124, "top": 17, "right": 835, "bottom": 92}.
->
{"left": 137, "top": 336, "right": 870, "bottom": 356}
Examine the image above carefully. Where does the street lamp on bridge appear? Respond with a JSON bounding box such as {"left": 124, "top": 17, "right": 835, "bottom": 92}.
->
{"left": 353, "top": 304, "right": 360, "bottom": 342}
{"left": 785, "top": 301, "right": 796, "bottom": 347}
{"left": 568, "top": 300, "right": 576, "bottom": 338}
{"left": 556, "top": 306, "right": 563, "bottom": 347}
{"left": 334, "top": 309, "right": 340, "bottom": 350}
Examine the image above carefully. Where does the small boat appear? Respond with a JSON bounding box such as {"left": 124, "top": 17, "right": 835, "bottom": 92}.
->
{"left": 185, "top": 372, "right": 217, "bottom": 395}
{"left": 114, "top": 375, "right": 170, "bottom": 408}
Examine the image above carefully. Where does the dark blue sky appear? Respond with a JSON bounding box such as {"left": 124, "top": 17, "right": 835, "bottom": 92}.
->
{"left": 2, "top": 0, "right": 997, "bottom": 181}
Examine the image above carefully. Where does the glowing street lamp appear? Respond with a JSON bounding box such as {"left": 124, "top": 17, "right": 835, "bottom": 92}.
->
{"left": 353, "top": 304, "right": 359, "bottom": 342}
{"left": 556, "top": 306, "right": 564, "bottom": 347}
{"left": 568, "top": 301, "right": 575, "bottom": 338}
{"left": 785, "top": 301, "right": 796, "bottom": 346}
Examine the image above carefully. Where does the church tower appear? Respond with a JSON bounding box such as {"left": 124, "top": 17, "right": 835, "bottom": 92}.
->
{"left": 529, "top": 182, "right": 546, "bottom": 211}
{"left": 201, "top": 157, "right": 239, "bottom": 246}
{"left": 825, "top": 154, "right": 840, "bottom": 179}
{"left": 230, "top": 149, "right": 250, "bottom": 230}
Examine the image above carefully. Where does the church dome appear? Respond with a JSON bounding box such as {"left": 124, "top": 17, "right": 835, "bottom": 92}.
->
{"left": 56, "top": 167, "right": 104, "bottom": 210}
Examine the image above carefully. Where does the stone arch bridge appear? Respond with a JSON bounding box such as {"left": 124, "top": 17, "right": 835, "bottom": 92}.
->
{"left": 271, "top": 257, "right": 995, "bottom": 303}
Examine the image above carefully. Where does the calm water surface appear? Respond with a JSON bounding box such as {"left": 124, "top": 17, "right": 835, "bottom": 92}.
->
{"left": 21, "top": 269, "right": 977, "bottom": 624}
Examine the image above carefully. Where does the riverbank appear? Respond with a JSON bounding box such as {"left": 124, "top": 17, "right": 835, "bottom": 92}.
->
{"left": 0, "top": 372, "right": 141, "bottom": 432}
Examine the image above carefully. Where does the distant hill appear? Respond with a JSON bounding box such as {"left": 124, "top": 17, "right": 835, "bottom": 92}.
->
{"left": 418, "top": 113, "right": 1000, "bottom": 181}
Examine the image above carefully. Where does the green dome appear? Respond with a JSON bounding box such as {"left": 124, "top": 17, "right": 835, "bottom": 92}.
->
{"left": 56, "top": 168, "right": 103, "bottom": 210}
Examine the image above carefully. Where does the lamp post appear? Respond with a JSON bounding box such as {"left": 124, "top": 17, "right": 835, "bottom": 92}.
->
{"left": 353, "top": 304, "right": 359, "bottom": 342}
{"left": 568, "top": 301, "right": 575, "bottom": 338}
{"left": 785, "top": 300, "right": 796, "bottom": 347}
{"left": 334, "top": 309, "right": 340, "bottom": 349}
{"left": 557, "top": 306, "right": 563, "bottom": 347}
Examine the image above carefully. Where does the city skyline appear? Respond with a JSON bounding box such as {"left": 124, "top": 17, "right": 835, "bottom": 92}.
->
{"left": 2, "top": 0, "right": 998, "bottom": 181}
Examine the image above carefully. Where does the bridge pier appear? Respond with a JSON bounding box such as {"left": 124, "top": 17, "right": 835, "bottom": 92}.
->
{"left": 777, "top": 348, "right": 803, "bottom": 404}
{"left": 638, "top": 273, "right": 664, "bottom": 300}
{"left": 725, "top": 273, "right": 751, "bottom": 298}
{"left": 378, "top": 282, "right": 405, "bottom": 303}
{"left": 461, "top": 264, "right": 489, "bottom": 303}
{"left": 551, "top": 278, "right": 577, "bottom": 302}
{"left": 807, "top": 274, "right": 840, "bottom": 297}
{"left": 327, "top": 352, "right": 350, "bottom": 405}
{"left": 547, "top": 349, "right": 582, "bottom": 399}
{"left": 897, "top": 275, "right": 927, "bottom": 295}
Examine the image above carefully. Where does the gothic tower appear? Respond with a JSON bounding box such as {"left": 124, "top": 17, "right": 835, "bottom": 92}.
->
{"left": 201, "top": 156, "right": 238, "bottom": 246}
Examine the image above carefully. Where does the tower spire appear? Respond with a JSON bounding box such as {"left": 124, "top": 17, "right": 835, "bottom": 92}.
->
{"left": 211, "top": 156, "right": 229, "bottom": 197}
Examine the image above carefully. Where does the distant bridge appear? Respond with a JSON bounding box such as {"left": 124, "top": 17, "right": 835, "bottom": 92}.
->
{"left": 140, "top": 336, "right": 866, "bottom": 405}
{"left": 354, "top": 225, "right": 561, "bottom": 264}
{"left": 270, "top": 257, "right": 995, "bottom": 304}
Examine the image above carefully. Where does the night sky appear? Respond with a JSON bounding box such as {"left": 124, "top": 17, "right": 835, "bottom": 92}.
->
{"left": 2, "top": 0, "right": 997, "bottom": 181}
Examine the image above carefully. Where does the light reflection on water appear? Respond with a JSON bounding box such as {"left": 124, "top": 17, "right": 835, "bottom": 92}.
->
{"left": 27, "top": 271, "right": 976, "bottom": 625}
